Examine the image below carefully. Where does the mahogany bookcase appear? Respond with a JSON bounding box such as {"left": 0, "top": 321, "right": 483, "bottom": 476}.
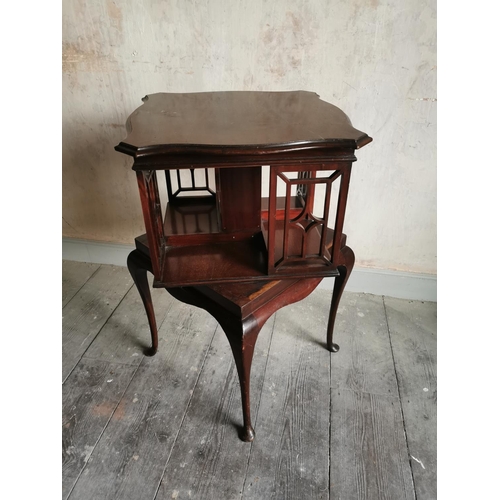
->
{"left": 115, "top": 91, "right": 372, "bottom": 441}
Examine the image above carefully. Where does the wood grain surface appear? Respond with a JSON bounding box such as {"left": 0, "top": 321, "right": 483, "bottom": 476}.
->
{"left": 83, "top": 274, "right": 174, "bottom": 365}
{"left": 62, "top": 265, "right": 133, "bottom": 382}
{"left": 330, "top": 293, "right": 415, "bottom": 500}
{"left": 243, "top": 298, "right": 331, "bottom": 500}
{"left": 62, "top": 262, "right": 436, "bottom": 500}
{"left": 62, "top": 261, "right": 100, "bottom": 307}
{"left": 62, "top": 359, "right": 138, "bottom": 499}
{"left": 156, "top": 317, "right": 274, "bottom": 500}
{"left": 67, "top": 303, "right": 218, "bottom": 500}
{"left": 384, "top": 297, "right": 437, "bottom": 500}
{"left": 116, "top": 91, "right": 372, "bottom": 158}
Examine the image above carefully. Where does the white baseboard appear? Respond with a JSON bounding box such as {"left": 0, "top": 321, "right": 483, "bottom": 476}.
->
{"left": 62, "top": 238, "right": 436, "bottom": 302}
{"left": 63, "top": 237, "right": 135, "bottom": 267}
{"left": 318, "top": 269, "right": 436, "bottom": 302}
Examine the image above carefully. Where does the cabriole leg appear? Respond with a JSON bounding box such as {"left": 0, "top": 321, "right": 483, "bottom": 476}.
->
{"left": 127, "top": 250, "right": 158, "bottom": 356}
{"left": 222, "top": 317, "right": 262, "bottom": 442}
{"left": 327, "top": 245, "right": 355, "bottom": 352}
{"left": 165, "top": 287, "right": 262, "bottom": 442}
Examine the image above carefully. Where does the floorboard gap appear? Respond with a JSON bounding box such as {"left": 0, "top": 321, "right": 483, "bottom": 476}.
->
{"left": 383, "top": 295, "right": 417, "bottom": 500}
{"left": 65, "top": 359, "right": 144, "bottom": 500}
{"left": 62, "top": 282, "right": 134, "bottom": 385}
{"left": 240, "top": 314, "right": 277, "bottom": 499}
{"left": 62, "top": 264, "right": 102, "bottom": 310}
{"left": 151, "top": 323, "right": 220, "bottom": 500}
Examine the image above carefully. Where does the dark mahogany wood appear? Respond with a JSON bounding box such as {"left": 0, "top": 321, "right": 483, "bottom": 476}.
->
{"left": 216, "top": 167, "right": 262, "bottom": 233}
{"left": 115, "top": 91, "right": 372, "bottom": 441}
{"left": 128, "top": 233, "right": 352, "bottom": 440}
{"left": 115, "top": 91, "right": 372, "bottom": 163}
{"left": 129, "top": 147, "right": 358, "bottom": 170}
{"left": 327, "top": 245, "right": 356, "bottom": 352}
{"left": 135, "top": 170, "right": 164, "bottom": 277}
{"left": 164, "top": 272, "right": 322, "bottom": 441}
{"left": 126, "top": 249, "right": 158, "bottom": 356}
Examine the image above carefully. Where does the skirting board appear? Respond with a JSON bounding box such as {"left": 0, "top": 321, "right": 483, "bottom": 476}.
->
{"left": 62, "top": 237, "right": 436, "bottom": 302}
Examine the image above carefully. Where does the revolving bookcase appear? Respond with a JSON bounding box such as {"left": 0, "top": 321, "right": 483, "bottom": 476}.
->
{"left": 115, "top": 91, "right": 372, "bottom": 441}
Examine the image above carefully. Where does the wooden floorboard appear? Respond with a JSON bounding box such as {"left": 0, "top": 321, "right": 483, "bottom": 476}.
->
{"left": 384, "top": 297, "right": 437, "bottom": 500}
{"left": 62, "top": 359, "right": 138, "bottom": 500}
{"left": 62, "top": 265, "right": 133, "bottom": 382}
{"left": 243, "top": 295, "right": 331, "bottom": 500}
{"left": 62, "top": 262, "right": 436, "bottom": 500}
{"left": 83, "top": 274, "right": 175, "bottom": 365}
{"left": 155, "top": 316, "right": 275, "bottom": 500}
{"left": 62, "top": 261, "right": 100, "bottom": 307}
{"left": 67, "top": 301, "right": 219, "bottom": 500}
{"left": 329, "top": 292, "right": 414, "bottom": 500}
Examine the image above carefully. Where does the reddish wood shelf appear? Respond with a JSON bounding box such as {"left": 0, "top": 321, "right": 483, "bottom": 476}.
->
{"left": 156, "top": 234, "right": 267, "bottom": 287}
{"left": 163, "top": 197, "right": 223, "bottom": 246}
{"left": 163, "top": 196, "right": 260, "bottom": 246}
{"left": 154, "top": 233, "right": 340, "bottom": 288}
{"left": 261, "top": 196, "right": 303, "bottom": 221}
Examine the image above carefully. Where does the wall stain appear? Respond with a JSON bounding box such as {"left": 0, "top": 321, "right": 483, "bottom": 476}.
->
{"left": 63, "top": 42, "right": 103, "bottom": 72}
{"left": 259, "top": 8, "right": 318, "bottom": 82}
{"left": 106, "top": 0, "right": 123, "bottom": 33}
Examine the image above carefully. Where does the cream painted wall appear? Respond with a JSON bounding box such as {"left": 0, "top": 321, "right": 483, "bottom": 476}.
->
{"left": 62, "top": 0, "right": 436, "bottom": 274}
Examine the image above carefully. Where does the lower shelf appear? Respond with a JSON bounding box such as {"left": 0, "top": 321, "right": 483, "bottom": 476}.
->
{"left": 153, "top": 234, "right": 339, "bottom": 288}
{"left": 134, "top": 233, "right": 343, "bottom": 288}
{"left": 157, "top": 234, "right": 267, "bottom": 287}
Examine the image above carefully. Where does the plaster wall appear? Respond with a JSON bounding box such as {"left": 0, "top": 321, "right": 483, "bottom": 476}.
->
{"left": 62, "top": 0, "right": 436, "bottom": 274}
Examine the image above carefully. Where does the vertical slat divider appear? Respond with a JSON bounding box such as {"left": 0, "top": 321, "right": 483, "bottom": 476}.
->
{"left": 165, "top": 170, "right": 174, "bottom": 200}
{"left": 190, "top": 168, "right": 196, "bottom": 188}
{"left": 299, "top": 174, "right": 309, "bottom": 258}
{"left": 332, "top": 164, "right": 352, "bottom": 264}
{"left": 300, "top": 224, "right": 308, "bottom": 258}
{"left": 297, "top": 171, "right": 306, "bottom": 207}
{"left": 176, "top": 169, "right": 182, "bottom": 192}
{"left": 267, "top": 167, "right": 278, "bottom": 272}
{"left": 319, "top": 179, "right": 332, "bottom": 258}
{"left": 135, "top": 169, "right": 164, "bottom": 277}
{"left": 204, "top": 168, "right": 210, "bottom": 189}
{"left": 305, "top": 170, "right": 316, "bottom": 216}
{"left": 214, "top": 168, "right": 223, "bottom": 230}
{"left": 283, "top": 180, "right": 291, "bottom": 262}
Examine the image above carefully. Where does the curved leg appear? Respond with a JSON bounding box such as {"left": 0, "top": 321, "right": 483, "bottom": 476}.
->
{"left": 327, "top": 245, "right": 355, "bottom": 352}
{"left": 222, "top": 316, "right": 262, "bottom": 442}
{"left": 166, "top": 280, "right": 323, "bottom": 442}
{"left": 166, "top": 286, "right": 261, "bottom": 442}
{"left": 127, "top": 250, "right": 158, "bottom": 356}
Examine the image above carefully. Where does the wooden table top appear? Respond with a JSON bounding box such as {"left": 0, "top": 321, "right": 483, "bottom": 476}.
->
{"left": 115, "top": 91, "right": 372, "bottom": 160}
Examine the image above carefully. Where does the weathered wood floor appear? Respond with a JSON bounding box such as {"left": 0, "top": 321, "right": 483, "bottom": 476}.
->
{"left": 62, "top": 261, "right": 436, "bottom": 500}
